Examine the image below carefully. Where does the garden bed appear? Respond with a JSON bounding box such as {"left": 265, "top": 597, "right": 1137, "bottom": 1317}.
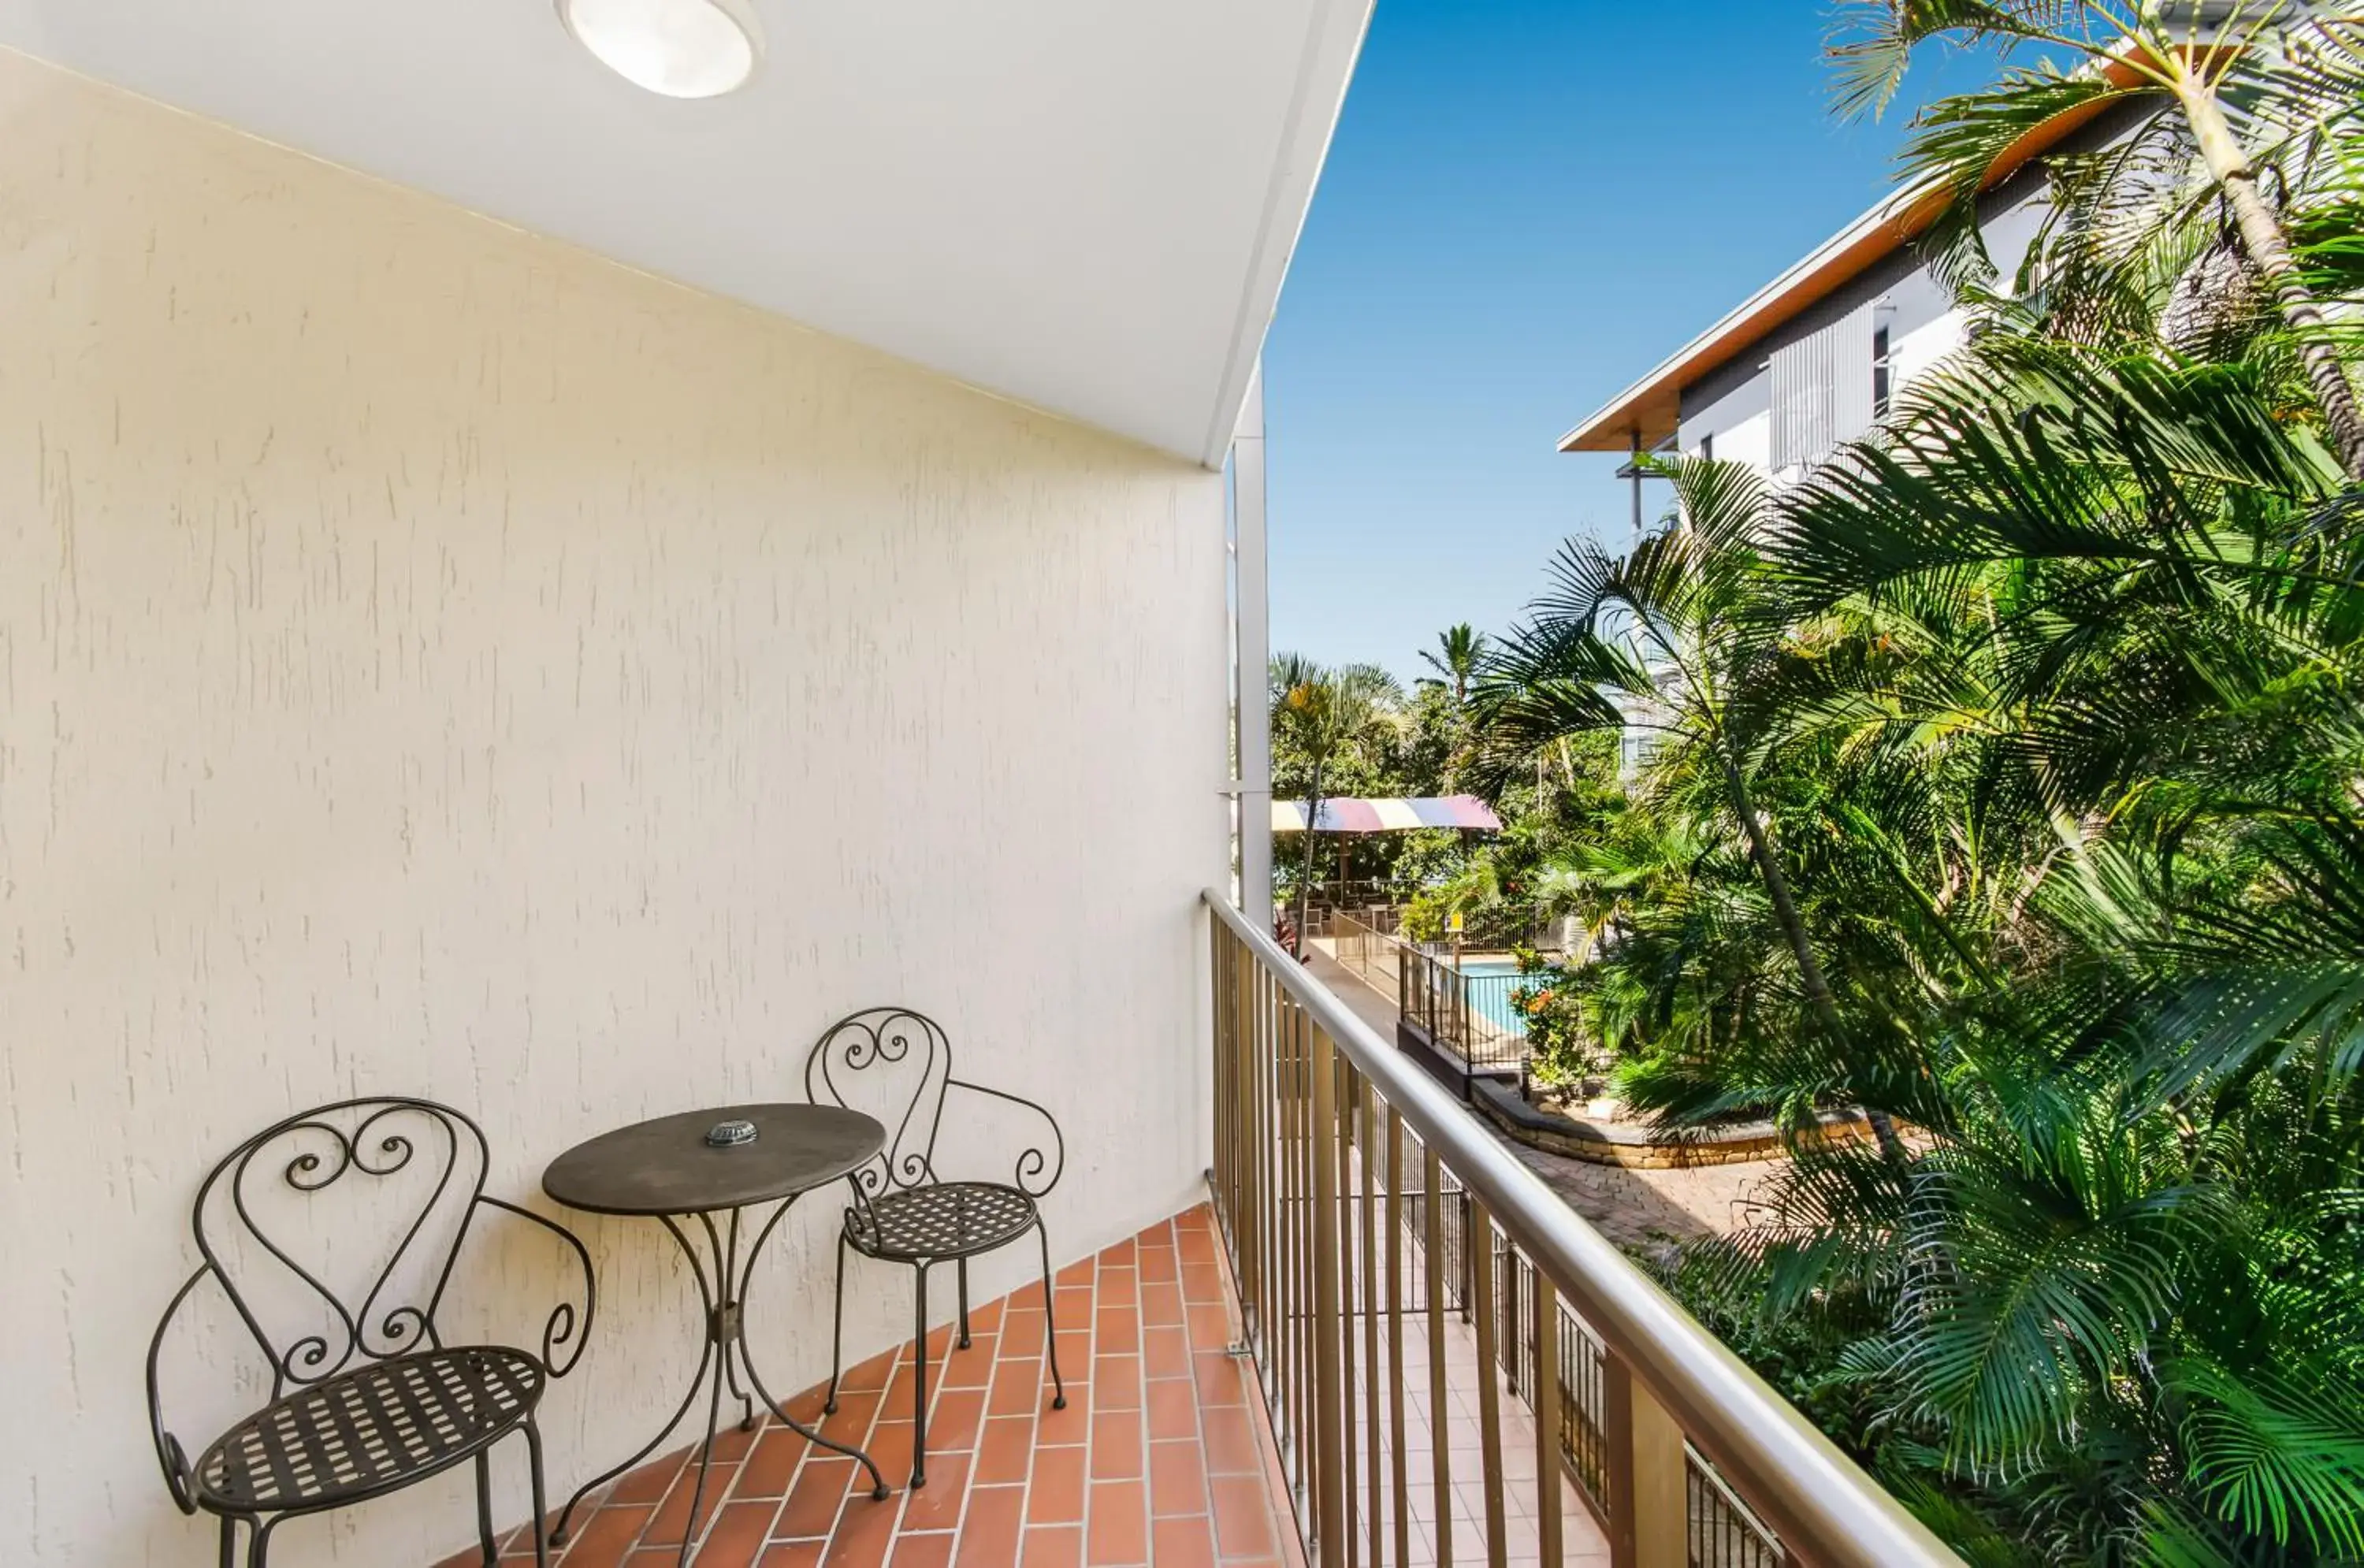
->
{"left": 1468, "top": 1076, "right": 1875, "bottom": 1169}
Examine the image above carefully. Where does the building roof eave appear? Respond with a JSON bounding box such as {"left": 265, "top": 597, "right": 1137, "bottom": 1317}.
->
{"left": 1556, "top": 52, "right": 2167, "bottom": 455}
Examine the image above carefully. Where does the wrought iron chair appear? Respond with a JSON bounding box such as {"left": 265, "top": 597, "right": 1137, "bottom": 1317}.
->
{"left": 146, "top": 1098, "right": 595, "bottom": 1567}
{"left": 808, "top": 1007, "right": 1065, "bottom": 1488}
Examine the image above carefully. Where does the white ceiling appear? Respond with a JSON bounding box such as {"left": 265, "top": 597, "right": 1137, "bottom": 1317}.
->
{"left": 0, "top": 0, "right": 1371, "bottom": 466}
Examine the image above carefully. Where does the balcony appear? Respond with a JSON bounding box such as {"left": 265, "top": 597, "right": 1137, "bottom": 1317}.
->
{"left": 4, "top": 14, "right": 1368, "bottom": 1566}
{"left": 432, "top": 902, "right": 1957, "bottom": 1568}
{"left": 5, "top": 15, "right": 1963, "bottom": 1563}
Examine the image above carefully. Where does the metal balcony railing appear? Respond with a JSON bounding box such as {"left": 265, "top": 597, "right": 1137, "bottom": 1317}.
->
{"left": 1329, "top": 910, "right": 1403, "bottom": 1005}
{"left": 1398, "top": 943, "right": 1531, "bottom": 1086}
{"left": 1295, "top": 883, "right": 1405, "bottom": 939}
{"left": 1205, "top": 890, "right": 1961, "bottom": 1568}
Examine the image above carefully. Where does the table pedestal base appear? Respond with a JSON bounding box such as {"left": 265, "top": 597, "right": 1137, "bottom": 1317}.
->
{"left": 552, "top": 1197, "right": 888, "bottom": 1566}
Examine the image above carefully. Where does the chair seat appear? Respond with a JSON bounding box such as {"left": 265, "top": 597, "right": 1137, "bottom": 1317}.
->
{"left": 194, "top": 1346, "right": 543, "bottom": 1514}
{"left": 848, "top": 1181, "right": 1038, "bottom": 1260}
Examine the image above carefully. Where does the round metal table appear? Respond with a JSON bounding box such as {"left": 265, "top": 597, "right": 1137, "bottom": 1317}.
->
{"left": 543, "top": 1103, "right": 892, "bottom": 1562}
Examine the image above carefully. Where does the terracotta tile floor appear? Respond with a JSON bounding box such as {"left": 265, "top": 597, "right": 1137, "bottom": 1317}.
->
{"left": 446, "top": 1205, "right": 1306, "bottom": 1568}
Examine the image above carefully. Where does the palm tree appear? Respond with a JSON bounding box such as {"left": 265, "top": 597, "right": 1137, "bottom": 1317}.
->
{"left": 1831, "top": 0, "right": 2364, "bottom": 477}
{"left": 1467, "top": 463, "right": 1916, "bottom": 1158}
{"left": 1671, "top": 336, "right": 2364, "bottom": 1560}
{"left": 1417, "top": 623, "right": 1490, "bottom": 706}
{"left": 1269, "top": 656, "right": 1404, "bottom": 955}
{"left": 1414, "top": 623, "right": 1492, "bottom": 793}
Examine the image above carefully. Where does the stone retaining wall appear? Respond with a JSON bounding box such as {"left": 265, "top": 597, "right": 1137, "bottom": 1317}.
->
{"left": 1469, "top": 1076, "right": 1875, "bottom": 1169}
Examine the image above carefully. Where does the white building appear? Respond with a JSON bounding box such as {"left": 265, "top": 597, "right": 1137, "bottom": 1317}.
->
{"left": 1562, "top": 89, "right": 2153, "bottom": 775}
{"left": 1559, "top": 91, "right": 2146, "bottom": 489}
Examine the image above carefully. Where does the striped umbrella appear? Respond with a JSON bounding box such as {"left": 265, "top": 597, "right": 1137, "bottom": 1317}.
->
{"left": 1269, "top": 794, "right": 1502, "bottom": 833}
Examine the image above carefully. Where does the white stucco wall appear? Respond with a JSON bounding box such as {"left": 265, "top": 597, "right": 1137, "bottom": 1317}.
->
{"left": 1890, "top": 308, "right": 1967, "bottom": 400}
{"left": 0, "top": 49, "right": 1227, "bottom": 1567}
{"left": 1689, "top": 410, "right": 1770, "bottom": 473}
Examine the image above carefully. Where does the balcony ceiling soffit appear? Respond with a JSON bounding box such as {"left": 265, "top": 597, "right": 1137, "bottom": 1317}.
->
{"left": 0, "top": 0, "right": 1372, "bottom": 466}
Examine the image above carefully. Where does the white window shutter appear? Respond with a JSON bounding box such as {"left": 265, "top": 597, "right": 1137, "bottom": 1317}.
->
{"left": 1770, "top": 302, "right": 1876, "bottom": 471}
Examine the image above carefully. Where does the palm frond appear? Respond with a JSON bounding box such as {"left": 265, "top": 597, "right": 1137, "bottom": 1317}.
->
{"left": 1898, "top": 64, "right": 2161, "bottom": 290}
{"left": 1769, "top": 343, "right": 2344, "bottom": 615}
{"left": 2169, "top": 1355, "right": 2364, "bottom": 1555}
{"left": 1828, "top": 1, "right": 2091, "bottom": 121}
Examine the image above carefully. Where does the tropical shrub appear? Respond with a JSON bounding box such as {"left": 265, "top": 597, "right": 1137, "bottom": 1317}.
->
{"left": 1468, "top": 340, "right": 2364, "bottom": 1561}
{"left": 1454, "top": 39, "right": 2364, "bottom": 1545}
{"left": 1506, "top": 947, "right": 1609, "bottom": 1086}
{"left": 1340, "top": 13, "right": 2364, "bottom": 1556}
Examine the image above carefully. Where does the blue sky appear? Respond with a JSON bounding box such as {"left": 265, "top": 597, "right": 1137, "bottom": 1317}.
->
{"left": 1262, "top": 0, "right": 2001, "bottom": 684}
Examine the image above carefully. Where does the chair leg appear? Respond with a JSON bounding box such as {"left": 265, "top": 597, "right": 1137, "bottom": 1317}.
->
{"left": 247, "top": 1518, "right": 277, "bottom": 1568}
{"left": 523, "top": 1418, "right": 552, "bottom": 1568}
{"left": 1036, "top": 1220, "right": 1067, "bottom": 1410}
{"left": 824, "top": 1231, "right": 850, "bottom": 1417}
{"left": 217, "top": 1516, "right": 239, "bottom": 1568}
{"left": 476, "top": 1448, "right": 499, "bottom": 1565}
{"left": 911, "top": 1262, "right": 931, "bottom": 1489}
{"left": 957, "top": 1257, "right": 972, "bottom": 1350}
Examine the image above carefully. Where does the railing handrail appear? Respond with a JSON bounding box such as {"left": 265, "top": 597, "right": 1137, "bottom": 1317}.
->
{"left": 1204, "top": 889, "right": 1963, "bottom": 1568}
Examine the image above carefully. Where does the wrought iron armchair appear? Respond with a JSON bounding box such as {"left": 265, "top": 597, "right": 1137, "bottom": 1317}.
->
{"left": 807, "top": 1008, "right": 1066, "bottom": 1488}
{"left": 146, "top": 1098, "right": 594, "bottom": 1567}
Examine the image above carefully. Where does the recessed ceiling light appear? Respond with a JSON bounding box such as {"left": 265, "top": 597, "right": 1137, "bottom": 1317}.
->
{"left": 558, "top": 0, "right": 763, "bottom": 99}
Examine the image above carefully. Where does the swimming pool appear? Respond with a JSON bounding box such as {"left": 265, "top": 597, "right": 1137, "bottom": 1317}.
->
{"left": 1453, "top": 958, "right": 1529, "bottom": 1036}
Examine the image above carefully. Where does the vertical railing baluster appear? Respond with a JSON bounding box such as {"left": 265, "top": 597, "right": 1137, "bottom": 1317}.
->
{"left": 1277, "top": 994, "right": 1292, "bottom": 1477}
{"left": 1210, "top": 917, "right": 1225, "bottom": 1224}
{"left": 1536, "top": 1273, "right": 1564, "bottom": 1568}
{"left": 1235, "top": 927, "right": 1256, "bottom": 1322}
{"left": 1359, "top": 1075, "right": 1383, "bottom": 1568}
{"left": 1210, "top": 928, "right": 1222, "bottom": 1188}
{"left": 1297, "top": 1001, "right": 1316, "bottom": 1492}
{"left": 1470, "top": 1198, "right": 1507, "bottom": 1568}
{"left": 1386, "top": 1107, "right": 1411, "bottom": 1568}
{"left": 1210, "top": 920, "right": 1223, "bottom": 1212}
{"left": 1310, "top": 1024, "right": 1346, "bottom": 1565}
{"left": 1424, "top": 1143, "right": 1452, "bottom": 1568}
{"left": 1608, "top": 1356, "right": 1689, "bottom": 1568}
{"left": 1258, "top": 968, "right": 1279, "bottom": 1375}
{"left": 1278, "top": 989, "right": 1300, "bottom": 1480}
{"left": 1267, "top": 985, "right": 1287, "bottom": 1454}
{"left": 1459, "top": 1189, "right": 1475, "bottom": 1325}
{"left": 1437, "top": 969, "right": 1456, "bottom": 1068}
{"left": 1335, "top": 1055, "right": 1360, "bottom": 1568}
{"left": 1239, "top": 948, "right": 1254, "bottom": 1328}
{"left": 1500, "top": 1243, "right": 1519, "bottom": 1399}
{"left": 1278, "top": 978, "right": 1295, "bottom": 1420}
{"left": 1227, "top": 926, "right": 1245, "bottom": 1288}
{"left": 1689, "top": 1461, "right": 1702, "bottom": 1568}
{"left": 1293, "top": 1001, "right": 1314, "bottom": 1495}
{"left": 1240, "top": 929, "right": 1254, "bottom": 1287}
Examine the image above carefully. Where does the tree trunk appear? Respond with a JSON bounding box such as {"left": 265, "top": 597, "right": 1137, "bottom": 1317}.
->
{"left": 2178, "top": 78, "right": 2364, "bottom": 480}
{"left": 1723, "top": 757, "right": 1909, "bottom": 1162}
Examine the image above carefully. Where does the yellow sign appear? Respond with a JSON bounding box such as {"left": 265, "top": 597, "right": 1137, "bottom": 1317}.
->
{"left": 1447, "top": 912, "right": 1465, "bottom": 934}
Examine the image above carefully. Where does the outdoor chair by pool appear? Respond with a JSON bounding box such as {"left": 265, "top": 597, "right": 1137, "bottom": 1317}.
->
{"left": 146, "top": 1098, "right": 594, "bottom": 1567}
{"left": 807, "top": 1007, "right": 1065, "bottom": 1488}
